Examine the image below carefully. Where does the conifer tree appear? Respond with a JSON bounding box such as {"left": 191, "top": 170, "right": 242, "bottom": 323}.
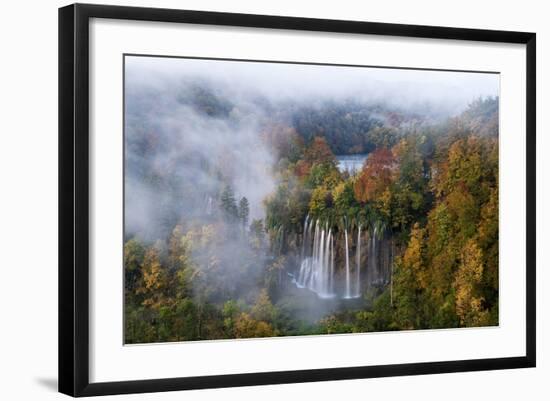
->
{"left": 238, "top": 196, "right": 250, "bottom": 230}
{"left": 220, "top": 184, "right": 238, "bottom": 221}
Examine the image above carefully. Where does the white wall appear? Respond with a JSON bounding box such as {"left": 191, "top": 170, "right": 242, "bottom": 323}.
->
{"left": 0, "top": 0, "right": 546, "bottom": 399}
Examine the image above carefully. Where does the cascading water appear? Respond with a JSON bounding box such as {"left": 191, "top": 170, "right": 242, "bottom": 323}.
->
{"left": 296, "top": 218, "right": 336, "bottom": 298}
{"left": 355, "top": 225, "right": 361, "bottom": 298}
{"left": 301, "top": 215, "right": 309, "bottom": 261}
{"left": 368, "top": 226, "right": 377, "bottom": 288}
{"left": 323, "top": 228, "right": 332, "bottom": 294}
{"left": 205, "top": 195, "right": 213, "bottom": 215}
{"left": 295, "top": 217, "right": 391, "bottom": 299}
{"left": 344, "top": 228, "right": 351, "bottom": 298}
{"left": 330, "top": 232, "right": 335, "bottom": 294}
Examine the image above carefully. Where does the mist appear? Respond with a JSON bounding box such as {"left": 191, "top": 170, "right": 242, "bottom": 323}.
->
{"left": 125, "top": 56, "right": 499, "bottom": 236}
{"left": 126, "top": 55, "right": 499, "bottom": 117}
{"left": 125, "top": 59, "right": 278, "bottom": 239}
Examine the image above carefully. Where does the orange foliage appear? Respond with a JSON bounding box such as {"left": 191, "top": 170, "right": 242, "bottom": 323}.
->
{"left": 294, "top": 159, "right": 311, "bottom": 178}
{"left": 354, "top": 148, "right": 396, "bottom": 203}
{"left": 304, "top": 136, "right": 335, "bottom": 165}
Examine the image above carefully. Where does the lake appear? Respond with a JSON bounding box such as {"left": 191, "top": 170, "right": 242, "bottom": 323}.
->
{"left": 336, "top": 154, "right": 368, "bottom": 174}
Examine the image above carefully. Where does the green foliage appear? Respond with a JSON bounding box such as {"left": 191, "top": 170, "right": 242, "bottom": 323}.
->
{"left": 306, "top": 162, "right": 341, "bottom": 189}
{"left": 238, "top": 197, "right": 250, "bottom": 230}
{"left": 264, "top": 174, "right": 311, "bottom": 233}
{"left": 291, "top": 101, "right": 402, "bottom": 154}
{"left": 249, "top": 219, "right": 266, "bottom": 250}
{"left": 308, "top": 186, "right": 332, "bottom": 219}
{"left": 388, "top": 136, "right": 432, "bottom": 233}
{"left": 124, "top": 238, "right": 145, "bottom": 295}
{"left": 332, "top": 180, "right": 360, "bottom": 218}
{"left": 220, "top": 184, "right": 239, "bottom": 221}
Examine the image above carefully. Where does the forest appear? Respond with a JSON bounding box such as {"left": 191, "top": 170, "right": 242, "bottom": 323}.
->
{"left": 124, "top": 58, "right": 499, "bottom": 343}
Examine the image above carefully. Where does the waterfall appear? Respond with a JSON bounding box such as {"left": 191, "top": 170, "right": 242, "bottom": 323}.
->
{"left": 310, "top": 221, "right": 319, "bottom": 289}
{"left": 367, "top": 225, "right": 380, "bottom": 288}
{"left": 330, "top": 232, "right": 335, "bottom": 294}
{"left": 301, "top": 215, "right": 309, "bottom": 260}
{"left": 344, "top": 228, "right": 351, "bottom": 298}
{"left": 317, "top": 227, "right": 325, "bottom": 293}
{"left": 296, "top": 217, "right": 391, "bottom": 299}
{"left": 355, "top": 225, "right": 361, "bottom": 298}
{"left": 373, "top": 226, "right": 377, "bottom": 284}
{"left": 324, "top": 228, "right": 331, "bottom": 294}
{"left": 205, "top": 195, "right": 213, "bottom": 215}
{"left": 296, "top": 219, "right": 335, "bottom": 298}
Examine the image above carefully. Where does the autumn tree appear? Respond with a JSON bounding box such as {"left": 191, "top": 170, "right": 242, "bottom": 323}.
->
{"left": 251, "top": 289, "right": 276, "bottom": 322}
{"left": 391, "top": 223, "right": 426, "bottom": 329}
{"left": 234, "top": 313, "right": 275, "bottom": 338}
{"left": 168, "top": 225, "right": 185, "bottom": 271}
{"left": 454, "top": 239, "right": 489, "bottom": 326}
{"left": 354, "top": 148, "right": 396, "bottom": 204}
{"left": 477, "top": 187, "right": 499, "bottom": 310}
{"left": 308, "top": 186, "right": 333, "bottom": 218}
{"left": 304, "top": 136, "right": 337, "bottom": 165}
{"left": 389, "top": 137, "right": 431, "bottom": 232}
{"left": 136, "top": 245, "right": 168, "bottom": 309}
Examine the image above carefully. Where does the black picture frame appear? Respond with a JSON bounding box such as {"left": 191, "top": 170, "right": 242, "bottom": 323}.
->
{"left": 59, "top": 3, "right": 536, "bottom": 397}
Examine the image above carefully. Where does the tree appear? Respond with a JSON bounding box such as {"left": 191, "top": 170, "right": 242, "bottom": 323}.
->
{"left": 249, "top": 219, "right": 265, "bottom": 250}
{"left": 304, "top": 136, "right": 336, "bottom": 165}
{"left": 124, "top": 238, "right": 145, "bottom": 294}
{"left": 389, "top": 137, "right": 431, "bottom": 232}
{"left": 238, "top": 197, "right": 250, "bottom": 230}
{"left": 354, "top": 148, "right": 396, "bottom": 204}
{"left": 308, "top": 186, "right": 332, "bottom": 218}
{"left": 234, "top": 313, "right": 275, "bottom": 338}
{"left": 220, "top": 184, "right": 238, "bottom": 221}
{"left": 294, "top": 136, "right": 339, "bottom": 188}
{"left": 391, "top": 224, "right": 426, "bottom": 330}
{"left": 265, "top": 256, "right": 286, "bottom": 298}
{"left": 460, "top": 96, "right": 499, "bottom": 137}
{"left": 251, "top": 289, "right": 276, "bottom": 322}
{"left": 306, "top": 162, "right": 341, "bottom": 189}
{"left": 168, "top": 225, "right": 185, "bottom": 271}
{"left": 477, "top": 187, "right": 498, "bottom": 309}
{"left": 402, "top": 223, "right": 428, "bottom": 290}
{"left": 136, "top": 245, "right": 167, "bottom": 309}
{"left": 332, "top": 180, "right": 358, "bottom": 215}
{"left": 264, "top": 175, "right": 311, "bottom": 233}
{"left": 454, "top": 239, "right": 489, "bottom": 326}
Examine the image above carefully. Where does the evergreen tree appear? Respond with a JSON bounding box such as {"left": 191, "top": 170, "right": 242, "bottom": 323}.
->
{"left": 220, "top": 184, "right": 238, "bottom": 221}
{"left": 238, "top": 197, "right": 250, "bottom": 230}
{"left": 249, "top": 219, "right": 265, "bottom": 249}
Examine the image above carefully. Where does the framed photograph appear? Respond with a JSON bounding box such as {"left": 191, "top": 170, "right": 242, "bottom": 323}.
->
{"left": 59, "top": 3, "right": 536, "bottom": 397}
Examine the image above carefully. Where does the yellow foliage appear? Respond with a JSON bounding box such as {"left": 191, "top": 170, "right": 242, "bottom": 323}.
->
{"left": 402, "top": 223, "right": 428, "bottom": 290}
{"left": 234, "top": 313, "right": 275, "bottom": 338}
{"left": 454, "top": 239, "right": 489, "bottom": 326}
{"left": 251, "top": 289, "right": 275, "bottom": 322}
{"left": 137, "top": 246, "right": 167, "bottom": 309}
